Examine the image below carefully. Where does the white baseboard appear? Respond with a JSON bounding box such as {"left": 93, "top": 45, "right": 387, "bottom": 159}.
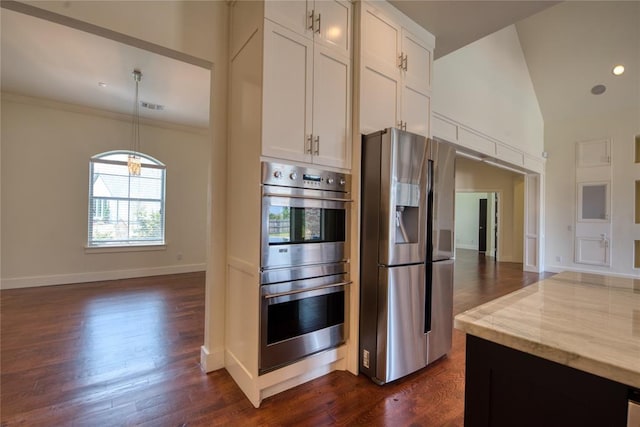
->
{"left": 224, "top": 345, "right": 346, "bottom": 408}
{"left": 0, "top": 263, "right": 206, "bottom": 290}
{"left": 456, "top": 244, "right": 478, "bottom": 250}
{"left": 200, "top": 345, "right": 225, "bottom": 373}
{"left": 545, "top": 265, "right": 638, "bottom": 279}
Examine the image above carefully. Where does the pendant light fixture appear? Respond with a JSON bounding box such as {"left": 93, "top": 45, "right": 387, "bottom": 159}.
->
{"left": 128, "top": 69, "right": 143, "bottom": 176}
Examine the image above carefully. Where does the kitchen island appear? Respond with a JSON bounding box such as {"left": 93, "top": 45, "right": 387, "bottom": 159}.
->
{"left": 455, "top": 271, "right": 640, "bottom": 427}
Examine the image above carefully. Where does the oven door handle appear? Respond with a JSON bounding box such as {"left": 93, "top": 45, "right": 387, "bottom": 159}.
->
{"left": 264, "top": 281, "right": 352, "bottom": 299}
{"left": 263, "top": 192, "right": 352, "bottom": 203}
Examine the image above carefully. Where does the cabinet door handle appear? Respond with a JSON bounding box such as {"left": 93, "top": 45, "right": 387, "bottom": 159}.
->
{"left": 398, "top": 53, "right": 407, "bottom": 71}
{"left": 308, "top": 10, "right": 315, "bottom": 31}
{"left": 314, "top": 135, "right": 320, "bottom": 155}
{"left": 315, "top": 13, "right": 321, "bottom": 34}
{"left": 306, "top": 134, "right": 313, "bottom": 154}
{"left": 403, "top": 122, "right": 407, "bottom": 131}
{"left": 397, "top": 120, "right": 406, "bottom": 131}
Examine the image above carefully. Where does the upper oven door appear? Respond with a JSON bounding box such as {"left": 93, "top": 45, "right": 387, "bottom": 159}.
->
{"left": 261, "top": 187, "right": 348, "bottom": 269}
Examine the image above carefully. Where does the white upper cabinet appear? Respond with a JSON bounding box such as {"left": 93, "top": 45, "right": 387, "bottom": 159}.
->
{"left": 265, "top": 0, "right": 351, "bottom": 57}
{"left": 359, "top": 2, "right": 434, "bottom": 137}
{"left": 262, "top": 21, "right": 314, "bottom": 164}
{"left": 264, "top": 0, "right": 309, "bottom": 37}
{"left": 360, "top": 6, "right": 401, "bottom": 133}
{"left": 262, "top": 1, "right": 352, "bottom": 169}
{"left": 315, "top": 0, "right": 351, "bottom": 55}
{"left": 312, "top": 44, "right": 351, "bottom": 168}
{"left": 402, "top": 28, "right": 431, "bottom": 94}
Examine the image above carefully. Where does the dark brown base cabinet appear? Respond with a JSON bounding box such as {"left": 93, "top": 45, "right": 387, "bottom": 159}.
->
{"left": 464, "top": 335, "right": 634, "bottom": 427}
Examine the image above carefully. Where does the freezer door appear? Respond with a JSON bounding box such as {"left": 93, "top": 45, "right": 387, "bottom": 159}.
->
{"left": 427, "top": 259, "right": 454, "bottom": 363}
{"left": 429, "top": 138, "right": 456, "bottom": 262}
{"left": 379, "top": 128, "right": 429, "bottom": 266}
{"left": 376, "top": 263, "right": 428, "bottom": 383}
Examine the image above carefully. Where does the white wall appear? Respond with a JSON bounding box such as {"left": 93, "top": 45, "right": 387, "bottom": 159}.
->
{"left": 433, "top": 25, "right": 543, "bottom": 158}
{"left": 1, "top": 1, "right": 229, "bottom": 370}
{"left": 455, "top": 192, "right": 487, "bottom": 250}
{"left": 456, "top": 157, "right": 524, "bottom": 263}
{"left": 544, "top": 107, "right": 640, "bottom": 277}
{"left": 1, "top": 95, "right": 209, "bottom": 286}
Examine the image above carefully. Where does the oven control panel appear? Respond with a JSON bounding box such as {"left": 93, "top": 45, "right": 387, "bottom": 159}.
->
{"left": 262, "top": 161, "right": 351, "bottom": 193}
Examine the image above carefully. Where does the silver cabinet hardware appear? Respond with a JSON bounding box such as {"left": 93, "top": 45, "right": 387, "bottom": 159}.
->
{"left": 314, "top": 135, "right": 320, "bottom": 155}
{"left": 306, "top": 134, "right": 313, "bottom": 154}
{"left": 398, "top": 53, "right": 408, "bottom": 71}
{"left": 308, "top": 10, "right": 315, "bottom": 31}
{"left": 308, "top": 10, "right": 321, "bottom": 33}
{"left": 397, "top": 120, "right": 407, "bottom": 131}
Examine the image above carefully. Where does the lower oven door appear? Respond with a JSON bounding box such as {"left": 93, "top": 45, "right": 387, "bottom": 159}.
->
{"left": 259, "top": 275, "right": 349, "bottom": 374}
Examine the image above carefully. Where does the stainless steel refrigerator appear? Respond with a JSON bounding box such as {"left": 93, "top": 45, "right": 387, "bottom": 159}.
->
{"left": 359, "top": 128, "right": 455, "bottom": 384}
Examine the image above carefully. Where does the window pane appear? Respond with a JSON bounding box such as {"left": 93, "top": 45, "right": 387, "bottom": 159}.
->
{"left": 130, "top": 176, "right": 162, "bottom": 199}
{"left": 130, "top": 200, "right": 163, "bottom": 240}
{"left": 89, "top": 151, "right": 165, "bottom": 246}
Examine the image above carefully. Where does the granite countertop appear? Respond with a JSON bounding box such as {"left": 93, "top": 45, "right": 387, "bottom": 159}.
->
{"left": 454, "top": 271, "right": 640, "bottom": 388}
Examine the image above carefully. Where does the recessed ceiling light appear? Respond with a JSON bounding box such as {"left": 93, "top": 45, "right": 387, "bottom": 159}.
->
{"left": 98, "top": 82, "right": 107, "bottom": 87}
{"left": 612, "top": 65, "right": 625, "bottom": 76}
{"left": 591, "top": 84, "right": 606, "bottom": 95}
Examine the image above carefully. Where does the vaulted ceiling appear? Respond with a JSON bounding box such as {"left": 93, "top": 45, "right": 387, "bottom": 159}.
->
{"left": 1, "top": 1, "right": 638, "bottom": 128}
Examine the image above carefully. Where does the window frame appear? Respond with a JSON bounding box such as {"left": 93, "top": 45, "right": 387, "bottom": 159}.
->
{"left": 87, "top": 150, "right": 166, "bottom": 248}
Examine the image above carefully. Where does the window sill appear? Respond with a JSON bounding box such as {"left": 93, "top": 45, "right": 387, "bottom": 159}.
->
{"left": 84, "top": 244, "right": 167, "bottom": 254}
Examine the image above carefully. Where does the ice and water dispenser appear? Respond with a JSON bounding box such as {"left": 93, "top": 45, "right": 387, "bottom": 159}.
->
{"left": 394, "top": 182, "right": 420, "bottom": 244}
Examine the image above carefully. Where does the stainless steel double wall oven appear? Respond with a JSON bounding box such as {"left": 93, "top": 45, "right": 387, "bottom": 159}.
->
{"left": 260, "top": 161, "right": 352, "bottom": 373}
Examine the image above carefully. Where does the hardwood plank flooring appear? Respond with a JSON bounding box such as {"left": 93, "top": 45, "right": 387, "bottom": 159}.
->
{"left": 1, "top": 252, "right": 552, "bottom": 426}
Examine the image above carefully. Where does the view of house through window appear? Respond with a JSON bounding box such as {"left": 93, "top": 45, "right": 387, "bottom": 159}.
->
{"left": 88, "top": 151, "right": 166, "bottom": 247}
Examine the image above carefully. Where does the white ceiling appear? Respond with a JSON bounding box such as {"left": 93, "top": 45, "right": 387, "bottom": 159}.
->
{"left": 516, "top": 1, "right": 640, "bottom": 123}
{"left": 1, "top": 2, "right": 637, "bottom": 129}
{"left": 0, "top": 7, "right": 211, "bottom": 129}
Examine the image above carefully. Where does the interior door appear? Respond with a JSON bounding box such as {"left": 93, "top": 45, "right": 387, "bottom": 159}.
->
{"left": 478, "top": 198, "right": 487, "bottom": 252}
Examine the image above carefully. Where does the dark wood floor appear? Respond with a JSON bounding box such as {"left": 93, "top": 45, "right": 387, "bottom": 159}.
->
{"left": 1, "top": 250, "right": 553, "bottom": 426}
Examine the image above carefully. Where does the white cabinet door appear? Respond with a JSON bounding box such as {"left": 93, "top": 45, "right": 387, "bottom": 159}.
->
{"left": 262, "top": 21, "right": 313, "bottom": 163}
{"left": 400, "top": 28, "right": 432, "bottom": 136}
{"left": 360, "top": 64, "right": 400, "bottom": 134}
{"left": 362, "top": 4, "right": 401, "bottom": 78}
{"left": 401, "top": 28, "right": 432, "bottom": 94}
{"left": 314, "top": 0, "right": 351, "bottom": 57}
{"left": 360, "top": 4, "right": 401, "bottom": 134}
{"left": 359, "top": 3, "right": 433, "bottom": 136}
{"left": 312, "top": 46, "right": 351, "bottom": 168}
{"left": 401, "top": 84, "right": 430, "bottom": 137}
{"left": 264, "top": 0, "right": 312, "bottom": 39}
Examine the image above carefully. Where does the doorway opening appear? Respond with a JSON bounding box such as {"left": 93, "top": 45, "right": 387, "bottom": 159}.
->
{"left": 455, "top": 192, "right": 499, "bottom": 259}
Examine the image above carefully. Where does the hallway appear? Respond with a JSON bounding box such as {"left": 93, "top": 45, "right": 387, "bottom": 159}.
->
{"left": 453, "top": 248, "right": 554, "bottom": 316}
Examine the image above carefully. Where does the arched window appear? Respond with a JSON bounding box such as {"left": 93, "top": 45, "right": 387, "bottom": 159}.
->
{"left": 88, "top": 151, "right": 166, "bottom": 247}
